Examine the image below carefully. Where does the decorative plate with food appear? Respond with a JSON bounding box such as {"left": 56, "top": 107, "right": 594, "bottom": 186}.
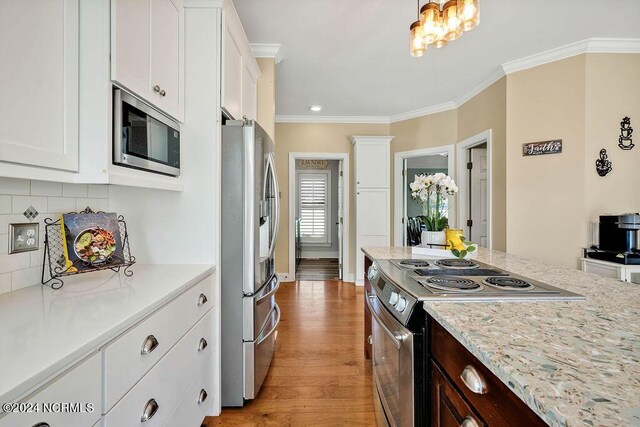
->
{"left": 74, "top": 227, "right": 117, "bottom": 264}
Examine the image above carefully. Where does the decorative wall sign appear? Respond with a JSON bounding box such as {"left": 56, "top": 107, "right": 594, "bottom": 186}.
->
{"left": 595, "top": 149, "right": 613, "bottom": 177}
{"left": 522, "top": 139, "right": 563, "bottom": 156}
{"left": 618, "top": 116, "right": 634, "bottom": 150}
{"left": 299, "top": 159, "right": 329, "bottom": 169}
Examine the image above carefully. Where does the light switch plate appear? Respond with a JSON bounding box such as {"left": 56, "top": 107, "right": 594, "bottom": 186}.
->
{"left": 9, "top": 223, "right": 40, "bottom": 254}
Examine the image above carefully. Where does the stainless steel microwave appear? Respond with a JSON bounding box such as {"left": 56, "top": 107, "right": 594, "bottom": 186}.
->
{"left": 113, "top": 89, "right": 181, "bottom": 177}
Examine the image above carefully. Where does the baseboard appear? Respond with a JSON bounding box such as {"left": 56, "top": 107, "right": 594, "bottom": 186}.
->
{"left": 277, "top": 272, "right": 292, "bottom": 282}
{"left": 299, "top": 251, "right": 339, "bottom": 259}
{"left": 355, "top": 279, "right": 364, "bottom": 287}
{"left": 343, "top": 274, "right": 355, "bottom": 283}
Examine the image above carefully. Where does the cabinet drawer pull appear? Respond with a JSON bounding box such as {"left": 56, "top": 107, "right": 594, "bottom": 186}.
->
{"left": 140, "top": 335, "right": 159, "bottom": 355}
{"left": 160, "top": 89, "right": 166, "bottom": 97}
{"left": 460, "top": 365, "right": 488, "bottom": 394}
{"left": 198, "top": 293, "right": 208, "bottom": 306}
{"left": 460, "top": 416, "right": 480, "bottom": 427}
{"left": 198, "top": 338, "right": 208, "bottom": 352}
{"left": 198, "top": 389, "right": 208, "bottom": 404}
{"left": 153, "top": 85, "right": 161, "bottom": 93}
{"left": 367, "top": 334, "right": 373, "bottom": 345}
{"left": 141, "top": 398, "right": 159, "bottom": 422}
{"left": 32, "top": 423, "right": 50, "bottom": 427}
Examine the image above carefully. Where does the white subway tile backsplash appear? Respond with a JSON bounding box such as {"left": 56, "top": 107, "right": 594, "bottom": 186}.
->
{"left": 0, "top": 273, "right": 10, "bottom": 296}
{"left": 11, "top": 196, "right": 47, "bottom": 215}
{"left": 62, "top": 183, "right": 88, "bottom": 198}
{"left": 31, "top": 180, "right": 63, "bottom": 197}
{"left": 48, "top": 197, "right": 77, "bottom": 214}
{"left": 0, "top": 196, "right": 11, "bottom": 214}
{"left": 0, "top": 252, "right": 31, "bottom": 274}
{"left": 0, "top": 178, "right": 110, "bottom": 293}
{"left": 11, "top": 266, "right": 42, "bottom": 291}
{"left": 0, "top": 177, "right": 30, "bottom": 195}
{"left": 88, "top": 184, "right": 109, "bottom": 198}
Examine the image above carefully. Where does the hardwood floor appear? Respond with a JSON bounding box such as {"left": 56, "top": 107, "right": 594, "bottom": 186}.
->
{"left": 204, "top": 280, "right": 375, "bottom": 426}
{"left": 295, "top": 258, "right": 341, "bottom": 281}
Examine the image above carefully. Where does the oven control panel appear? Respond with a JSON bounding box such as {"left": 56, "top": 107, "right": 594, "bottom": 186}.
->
{"left": 372, "top": 263, "right": 417, "bottom": 325}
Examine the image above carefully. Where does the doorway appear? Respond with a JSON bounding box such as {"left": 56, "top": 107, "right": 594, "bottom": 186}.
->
{"left": 288, "top": 153, "right": 350, "bottom": 281}
{"left": 393, "top": 146, "right": 455, "bottom": 246}
{"left": 456, "top": 130, "right": 492, "bottom": 249}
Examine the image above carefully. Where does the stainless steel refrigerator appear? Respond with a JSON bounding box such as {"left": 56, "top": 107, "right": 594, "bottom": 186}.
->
{"left": 221, "top": 120, "right": 280, "bottom": 406}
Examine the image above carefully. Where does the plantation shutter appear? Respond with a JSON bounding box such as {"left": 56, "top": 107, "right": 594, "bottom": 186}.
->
{"left": 298, "top": 172, "right": 329, "bottom": 242}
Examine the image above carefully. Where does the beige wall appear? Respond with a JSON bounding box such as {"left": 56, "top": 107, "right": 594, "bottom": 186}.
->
{"left": 458, "top": 77, "right": 507, "bottom": 251}
{"left": 274, "top": 123, "right": 390, "bottom": 276}
{"left": 506, "top": 55, "right": 588, "bottom": 268}
{"left": 585, "top": 54, "right": 640, "bottom": 222}
{"left": 256, "top": 58, "right": 276, "bottom": 141}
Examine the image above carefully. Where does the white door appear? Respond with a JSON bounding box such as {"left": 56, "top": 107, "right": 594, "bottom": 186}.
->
{"left": 337, "top": 161, "right": 344, "bottom": 280}
{"left": 402, "top": 159, "right": 408, "bottom": 246}
{"left": 469, "top": 148, "right": 488, "bottom": 247}
{"left": 0, "top": 0, "right": 79, "bottom": 172}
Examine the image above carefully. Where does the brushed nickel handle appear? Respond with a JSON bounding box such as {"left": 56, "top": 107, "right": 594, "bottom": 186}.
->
{"left": 198, "top": 293, "right": 208, "bottom": 306}
{"left": 198, "top": 389, "right": 208, "bottom": 404}
{"left": 140, "top": 335, "right": 159, "bottom": 355}
{"left": 141, "top": 398, "right": 159, "bottom": 422}
{"left": 153, "top": 85, "right": 161, "bottom": 93}
{"left": 32, "top": 423, "right": 50, "bottom": 427}
{"left": 198, "top": 338, "right": 208, "bottom": 352}
{"left": 460, "top": 365, "right": 488, "bottom": 394}
{"left": 460, "top": 416, "right": 481, "bottom": 427}
{"left": 367, "top": 335, "right": 373, "bottom": 345}
{"left": 160, "top": 89, "right": 166, "bottom": 97}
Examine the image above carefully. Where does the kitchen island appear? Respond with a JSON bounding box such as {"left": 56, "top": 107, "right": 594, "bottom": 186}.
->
{"left": 363, "top": 247, "right": 640, "bottom": 427}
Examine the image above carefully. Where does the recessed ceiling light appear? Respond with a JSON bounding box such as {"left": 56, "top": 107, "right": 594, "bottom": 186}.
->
{"left": 309, "top": 105, "right": 323, "bottom": 112}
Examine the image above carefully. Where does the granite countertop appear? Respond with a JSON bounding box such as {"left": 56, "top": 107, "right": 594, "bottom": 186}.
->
{"left": 362, "top": 247, "right": 640, "bottom": 427}
{"left": 0, "top": 264, "right": 214, "bottom": 404}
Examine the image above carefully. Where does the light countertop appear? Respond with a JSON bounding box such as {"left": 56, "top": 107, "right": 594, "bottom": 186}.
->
{"left": 0, "top": 264, "right": 214, "bottom": 404}
{"left": 362, "top": 246, "right": 640, "bottom": 427}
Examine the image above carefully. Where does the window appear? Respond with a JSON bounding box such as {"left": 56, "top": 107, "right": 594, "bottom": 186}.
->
{"left": 297, "top": 171, "right": 331, "bottom": 244}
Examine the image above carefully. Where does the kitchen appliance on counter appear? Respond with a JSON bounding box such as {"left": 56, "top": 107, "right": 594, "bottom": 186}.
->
{"left": 221, "top": 120, "right": 280, "bottom": 406}
{"left": 113, "top": 89, "right": 181, "bottom": 177}
{"left": 586, "top": 214, "right": 640, "bottom": 265}
{"left": 366, "top": 258, "right": 583, "bottom": 426}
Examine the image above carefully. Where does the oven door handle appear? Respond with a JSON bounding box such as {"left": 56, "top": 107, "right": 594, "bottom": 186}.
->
{"left": 365, "top": 290, "right": 403, "bottom": 349}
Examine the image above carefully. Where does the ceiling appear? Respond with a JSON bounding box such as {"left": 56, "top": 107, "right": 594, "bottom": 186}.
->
{"left": 234, "top": 0, "right": 640, "bottom": 119}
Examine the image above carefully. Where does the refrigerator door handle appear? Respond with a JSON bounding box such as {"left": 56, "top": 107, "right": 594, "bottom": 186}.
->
{"left": 267, "top": 153, "right": 280, "bottom": 259}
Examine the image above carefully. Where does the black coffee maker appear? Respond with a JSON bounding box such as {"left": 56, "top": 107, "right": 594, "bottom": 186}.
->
{"left": 587, "top": 214, "right": 640, "bottom": 264}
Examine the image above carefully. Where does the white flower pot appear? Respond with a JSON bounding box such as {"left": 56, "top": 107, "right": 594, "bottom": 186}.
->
{"left": 421, "top": 231, "right": 447, "bottom": 247}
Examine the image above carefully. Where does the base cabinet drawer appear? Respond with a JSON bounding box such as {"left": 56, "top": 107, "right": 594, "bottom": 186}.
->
{"left": 0, "top": 353, "right": 101, "bottom": 427}
{"left": 431, "top": 361, "right": 485, "bottom": 427}
{"left": 104, "top": 309, "right": 213, "bottom": 426}
{"left": 163, "top": 364, "right": 213, "bottom": 427}
{"left": 103, "top": 276, "right": 213, "bottom": 411}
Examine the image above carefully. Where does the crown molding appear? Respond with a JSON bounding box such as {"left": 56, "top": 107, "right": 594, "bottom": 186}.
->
{"left": 502, "top": 38, "right": 640, "bottom": 75}
{"left": 350, "top": 135, "right": 395, "bottom": 145}
{"left": 251, "top": 43, "right": 284, "bottom": 64}
{"left": 388, "top": 101, "right": 457, "bottom": 123}
{"left": 275, "top": 115, "right": 390, "bottom": 124}
{"left": 275, "top": 38, "right": 640, "bottom": 125}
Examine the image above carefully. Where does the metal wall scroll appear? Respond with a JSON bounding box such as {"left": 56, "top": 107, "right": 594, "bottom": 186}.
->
{"left": 522, "top": 139, "right": 562, "bottom": 156}
{"left": 595, "top": 149, "right": 612, "bottom": 177}
{"left": 618, "top": 116, "right": 634, "bottom": 150}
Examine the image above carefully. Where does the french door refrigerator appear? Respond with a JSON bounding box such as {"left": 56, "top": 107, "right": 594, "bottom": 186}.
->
{"left": 221, "top": 120, "right": 280, "bottom": 406}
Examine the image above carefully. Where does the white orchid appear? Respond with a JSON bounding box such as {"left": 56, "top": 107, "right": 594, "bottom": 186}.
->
{"left": 409, "top": 173, "right": 458, "bottom": 231}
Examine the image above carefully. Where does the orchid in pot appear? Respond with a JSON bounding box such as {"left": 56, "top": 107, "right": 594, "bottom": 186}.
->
{"left": 409, "top": 173, "right": 458, "bottom": 247}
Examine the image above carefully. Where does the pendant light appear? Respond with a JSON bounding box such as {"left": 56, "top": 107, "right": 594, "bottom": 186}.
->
{"left": 458, "top": 0, "right": 480, "bottom": 31}
{"left": 442, "top": 0, "right": 462, "bottom": 41}
{"left": 420, "top": 2, "right": 442, "bottom": 45}
{"left": 409, "top": 0, "right": 426, "bottom": 57}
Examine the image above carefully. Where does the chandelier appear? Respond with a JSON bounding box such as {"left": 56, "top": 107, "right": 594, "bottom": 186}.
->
{"left": 410, "top": 0, "right": 479, "bottom": 57}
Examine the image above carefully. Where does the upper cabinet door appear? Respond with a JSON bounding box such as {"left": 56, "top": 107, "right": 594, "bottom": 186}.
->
{"left": 111, "top": 0, "right": 150, "bottom": 99}
{"left": 355, "top": 142, "right": 390, "bottom": 188}
{"left": 0, "top": 0, "right": 79, "bottom": 171}
{"left": 223, "top": 24, "right": 243, "bottom": 120}
{"left": 150, "top": 0, "right": 182, "bottom": 119}
{"left": 242, "top": 63, "right": 257, "bottom": 121}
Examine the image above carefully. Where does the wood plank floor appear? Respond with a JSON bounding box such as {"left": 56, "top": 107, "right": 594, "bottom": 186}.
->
{"left": 295, "top": 259, "right": 340, "bottom": 281}
{"left": 204, "top": 280, "right": 375, "bottom": 426}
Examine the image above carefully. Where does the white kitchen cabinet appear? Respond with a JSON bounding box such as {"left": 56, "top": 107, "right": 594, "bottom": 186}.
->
{"left": 352, "top": 136, "right": 394, "bottom": 284}
{"left": 221, "top": 0, "right": 260, "bottom": 120}
{"left": 0, "top": 0, "right": 78, "bottom": 173}
{"left": 111, "top": 0, "right": 184, "bottom": 121}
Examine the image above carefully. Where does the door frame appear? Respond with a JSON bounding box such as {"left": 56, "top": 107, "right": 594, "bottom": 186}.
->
{"left": 393, "top": 145, "right": 455, "bottom": 246}
{"left": 456, "top": 129, "right": 493, "bottom": 249}
{"left": 288, "top": 152, "right": 350, "bottom": 282}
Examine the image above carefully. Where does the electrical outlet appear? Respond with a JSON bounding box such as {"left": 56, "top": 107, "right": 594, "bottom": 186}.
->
{"left": 9, "top": 223, "right": 40, "bottom": 254}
